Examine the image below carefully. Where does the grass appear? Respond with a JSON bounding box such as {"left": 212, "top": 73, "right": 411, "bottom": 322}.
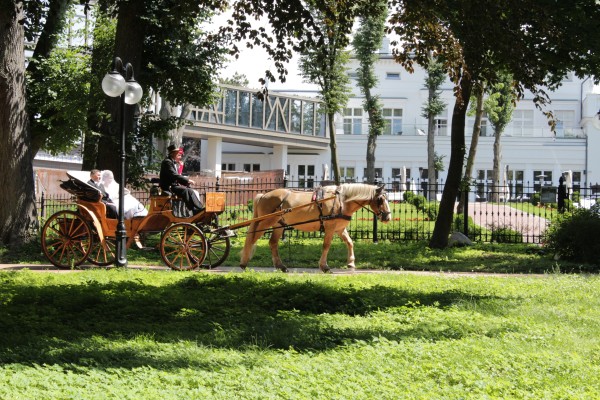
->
{"left": 0, "top": 270, "right": 599, "bottom": 398}
{"left": 1, "top": 233, "right": 597, "bottom": 273}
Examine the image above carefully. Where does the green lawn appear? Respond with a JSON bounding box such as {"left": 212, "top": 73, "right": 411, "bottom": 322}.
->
{"left": 1, "top": 234, "right": 596, "bottom": 274}
{"left": 0, "top": 270, "right": 598, "bottom": 398}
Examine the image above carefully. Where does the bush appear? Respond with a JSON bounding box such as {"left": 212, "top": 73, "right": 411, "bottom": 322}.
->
{"left": 403, "top": 191, "right": 415, "bottom": 203}
{"left": 543, "top": 204, "right": 600, "bottom": 266}
{"left": 531, "top": 193, "right": 540, "bottom": 205}
{"left": 423, "top": 204, "right": 439, "bottom": 220}
{"left": 453, "top": 214, "right": 483, "bottom": 237}
{"left": 491, "top": 226, "right": 523, "bottom": 243}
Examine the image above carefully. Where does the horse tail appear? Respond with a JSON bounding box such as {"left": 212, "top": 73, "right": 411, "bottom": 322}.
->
{"left": 240, "top": 193, "right": 264, "bottom": 268}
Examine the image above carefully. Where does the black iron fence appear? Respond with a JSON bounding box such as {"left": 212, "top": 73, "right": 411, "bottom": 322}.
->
{"left": 36, "top": 176, "right": 599, "bottom": 244}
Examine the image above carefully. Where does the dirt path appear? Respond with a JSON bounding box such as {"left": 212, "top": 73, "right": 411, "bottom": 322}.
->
{"left": 466, "top": 202, "right": 549, "bottom": 240}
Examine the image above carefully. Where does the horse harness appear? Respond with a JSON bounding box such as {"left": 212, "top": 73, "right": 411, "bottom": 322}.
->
{"left": 275, "top": 186, "right": 351, "bottom": 232}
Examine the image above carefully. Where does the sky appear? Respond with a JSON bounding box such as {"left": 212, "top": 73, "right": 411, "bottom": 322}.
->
{"left": 211, "top": 12, "right": 318, "bottom": 92}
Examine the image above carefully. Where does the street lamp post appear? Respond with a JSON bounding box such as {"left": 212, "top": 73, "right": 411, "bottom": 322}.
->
{"left": 101, "top": 57, "right": 143, "bottom": 267}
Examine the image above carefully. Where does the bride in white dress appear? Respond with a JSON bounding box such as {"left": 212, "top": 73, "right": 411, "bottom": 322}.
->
{"left": 101, "top": 170, "right": 148, "bottom": 219}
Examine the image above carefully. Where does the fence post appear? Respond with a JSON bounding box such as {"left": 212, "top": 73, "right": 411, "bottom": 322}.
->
{"left": 40, "top": 192, "right": 45, "bottom": 218}
{"left": 215, "top": 176, "right": 220, "bottom": 192}
{"left": 372, "top": 212, "right": 378, "bottom": 243}
{"left": 463, "top": 189, "right": 469, "bottom": 237}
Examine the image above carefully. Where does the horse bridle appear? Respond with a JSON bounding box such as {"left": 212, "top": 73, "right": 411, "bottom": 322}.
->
{"left": 357, "top": 191, "right": 390, "bottom": 221}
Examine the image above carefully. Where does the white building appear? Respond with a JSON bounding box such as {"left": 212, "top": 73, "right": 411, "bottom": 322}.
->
{"left": 193, "top": 46, "right": 599, "bottom": 198}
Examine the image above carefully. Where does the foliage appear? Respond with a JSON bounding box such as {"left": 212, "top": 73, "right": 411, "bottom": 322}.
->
{"left": 483, "top": 72, "right": 517, "bottom": 134}
{"left": 219, "top": 72, "right": 250, "bottom": 87}
{"left": 433, "top": 151, "right": 445, "bottom": 172}
{"left": 388, "top": 0, "right": 600, "bottom": 248}
{"left": 0, "top": 271, "right": 599, "bottom": 398}
{"left": 352, "top": 0, "right": 387, "bottom": 183}
{"left": 27, "top": 47, "right": 91, "bottom": 155}
{"left": 420, "top": 56, "right": 446, "bottom": 119}
{"left": 453, "top": 214, "right": 483, "bottom": 237}
{"left": 543, "top": 205, "right": 600, "bottom": 266}
{"left": 491, "top": 226, "right": 523, "bottom": 243}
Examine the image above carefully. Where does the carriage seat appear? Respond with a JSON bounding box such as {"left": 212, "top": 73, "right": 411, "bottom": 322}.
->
{"left": 148, "top": 177, "right": 172, "bottom": 197}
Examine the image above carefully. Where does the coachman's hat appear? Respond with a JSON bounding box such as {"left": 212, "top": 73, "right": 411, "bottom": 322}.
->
{"left": 167, "top": 144, "right": 178, "bottom": 153}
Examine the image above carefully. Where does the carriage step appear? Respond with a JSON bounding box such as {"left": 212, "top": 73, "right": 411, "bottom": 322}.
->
{"left": 219, "top": 229, "right": 236, "bottom": 238}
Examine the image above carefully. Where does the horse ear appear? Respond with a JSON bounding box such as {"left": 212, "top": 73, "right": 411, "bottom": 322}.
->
{"left": 376, "top": 184, "right": 385, "bottom": 193}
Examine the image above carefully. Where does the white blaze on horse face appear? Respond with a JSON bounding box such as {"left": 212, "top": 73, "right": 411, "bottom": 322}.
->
{"left": 373, "top": 191, "right": 392, "bottom": 223}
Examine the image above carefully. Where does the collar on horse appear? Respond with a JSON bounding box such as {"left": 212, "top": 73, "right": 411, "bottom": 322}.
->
{"left": 311, "top": 186, "right": 352, "bottom": 232}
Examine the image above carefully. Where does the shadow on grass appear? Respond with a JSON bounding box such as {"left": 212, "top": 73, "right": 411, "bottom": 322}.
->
{"left": 0, "top": 273, "right": 520, "bottom": 370}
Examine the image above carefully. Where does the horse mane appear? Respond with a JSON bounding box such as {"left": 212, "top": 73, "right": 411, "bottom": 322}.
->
{"left": 335, "top": 183, "right": 377, "bottom": 202}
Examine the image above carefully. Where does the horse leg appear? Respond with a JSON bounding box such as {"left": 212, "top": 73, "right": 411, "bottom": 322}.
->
{"left": 318, "top": 230, "right": 335, "bottom": 273}
{"left": 269, "top": 226, "right": 287, "bottom": 272}
{"left": 239, "top": 221, "right": 266, "bottom": 270}
{"left": 339, "top": 228, "right": 355, "bottom": 269}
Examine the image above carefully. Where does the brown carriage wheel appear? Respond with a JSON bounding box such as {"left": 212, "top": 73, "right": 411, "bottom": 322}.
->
{"left": 201, "top": 229, "right": 231, "bottom": 269}
{"left": 160, "top": 223, "right": 207, "bottom": 271}
{"left": 41, "top": 210, "right": 93, "bottom": 269}
{"left": 88, "top": 231, "right": 117, "bottom": 267}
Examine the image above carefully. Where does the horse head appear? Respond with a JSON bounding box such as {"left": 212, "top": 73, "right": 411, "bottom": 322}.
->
{"left": 372, "top": 184, "right": 392, "bottom": 223}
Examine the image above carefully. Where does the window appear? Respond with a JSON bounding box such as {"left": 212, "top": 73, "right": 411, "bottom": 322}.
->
{"left": 382, "top": 108, "right": 403, "bottom": 135}
{"left": 298, "top": 164, "right": 315, "bottom": 188}
{"left": 386, "top": 72, "right": 401, "bottom": 80}
{"left": 340, "top": 166, "right": 355, "bottom": 182}
{"left": 572, "top": 171, "right": 582, "bottom": 192}
{"left": 343, "top": 108, "right": 363, "bottom": 135}
{"left": 533, "top": 170, "right": 552, "bottom": 192}
{"left": 435, "top": 118, "right": 448, "bottom": 136}
{"left": 554, "top": 110, "right": 575, "bottom": 137}
{"left": 221, "top": 163, "right": 236, "bottom": 171}
{"left": 467, "top": 114, "right": 489, "bottom": 136}
{"left": 363, "top": 168, "right": 383, "bottom": 181}
{"left": 392, "top": 167, "right": 411, "bottom": 191}
{"left": 508, "top": 110, "right": 534, "bottom": 136}
{"left": 243, "top": 164, "right": 260, "bottom": 172}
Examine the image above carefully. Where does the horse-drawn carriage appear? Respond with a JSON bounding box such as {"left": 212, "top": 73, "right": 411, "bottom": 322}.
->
{"left": 41, "top": 171, "right": 392, "bottom": 273}
{"left": 41, "top": 171, "right": 230, "bottom": 270}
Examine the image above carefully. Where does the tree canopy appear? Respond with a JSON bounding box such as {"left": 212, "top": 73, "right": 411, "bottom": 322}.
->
{"left": 389, "top": 0, "right": 600, "bottom": 248}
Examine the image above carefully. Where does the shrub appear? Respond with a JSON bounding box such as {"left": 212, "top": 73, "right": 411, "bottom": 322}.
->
{"left": 491, "top": 226, "right": 523, "bottom": 243}
{"left": 572, "top": 191, "right": 580, "bottom": 203}
{"left": 531, "top": 193, "right": 540, "bottom": 205}
{"left": 411, "top": 195, "right": 427, "bottom": 210}
{"left": 247, "top": 199, "right": 253, "bottom": 213}
{"left": 453, "top": 214, "right": 483, "bottom": 237}
{"left": 403, "top": 191, "right": 415, "bottom": 203}
{"left": 543, "top": 204, "right": 600, "bottom": 266}
{"left": 423, "top": 204, "right": 439, "bottom": 220}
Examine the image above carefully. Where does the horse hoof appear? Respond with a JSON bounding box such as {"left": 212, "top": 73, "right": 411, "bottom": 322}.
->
{"left": 320, "top": 266, "right": 331, "bottom": 274}
{"left": 239, "top": 265, "right": 247, "bottom": 271}
{"left": 278, "top": 266, "right": 288, "bottom": 273}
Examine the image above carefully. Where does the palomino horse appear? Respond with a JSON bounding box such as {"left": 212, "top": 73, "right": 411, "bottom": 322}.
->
{"left": 240, "top": 183, "right": 391, "bottom": 272}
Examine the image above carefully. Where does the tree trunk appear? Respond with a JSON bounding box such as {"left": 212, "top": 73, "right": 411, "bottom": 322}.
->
{"left": 429, "top": 72, "right": 473, "bottom": 249}
{"left": 96, "top": 0, "right": 145, "bottom": 184}
{"left": 328, "top": 112, "right": 340, "bottom": 184}
{"left": 0, "top": 2, "right": 39, "bottom": 245}
{"left": 457, "top": 86, "right": 484, "bottom": 214}
{"left": 426, "top": 111, "right": 436, "bottom": 200}
{"left": 491, "top": 128, "right": 502, "bottom": 202}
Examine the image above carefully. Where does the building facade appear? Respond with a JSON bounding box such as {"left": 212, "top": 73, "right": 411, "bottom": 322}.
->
{"left": 193, "top": 50, "right": 599, "bottom": 199}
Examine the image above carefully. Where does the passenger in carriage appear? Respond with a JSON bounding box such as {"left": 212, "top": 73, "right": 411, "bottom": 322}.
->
{"left": 159, "top": 144, "right": 204, "bottom": 215}
{"left": 88, "top": 169, "right": 118, "bottom": 219}
{"left": 101, "top": 170, "right": 148, "bottom": 219}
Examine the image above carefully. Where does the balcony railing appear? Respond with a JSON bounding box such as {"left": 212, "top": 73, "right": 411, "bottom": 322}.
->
{"left": 187, "top": 85, "right": 327, "bottom": 138}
